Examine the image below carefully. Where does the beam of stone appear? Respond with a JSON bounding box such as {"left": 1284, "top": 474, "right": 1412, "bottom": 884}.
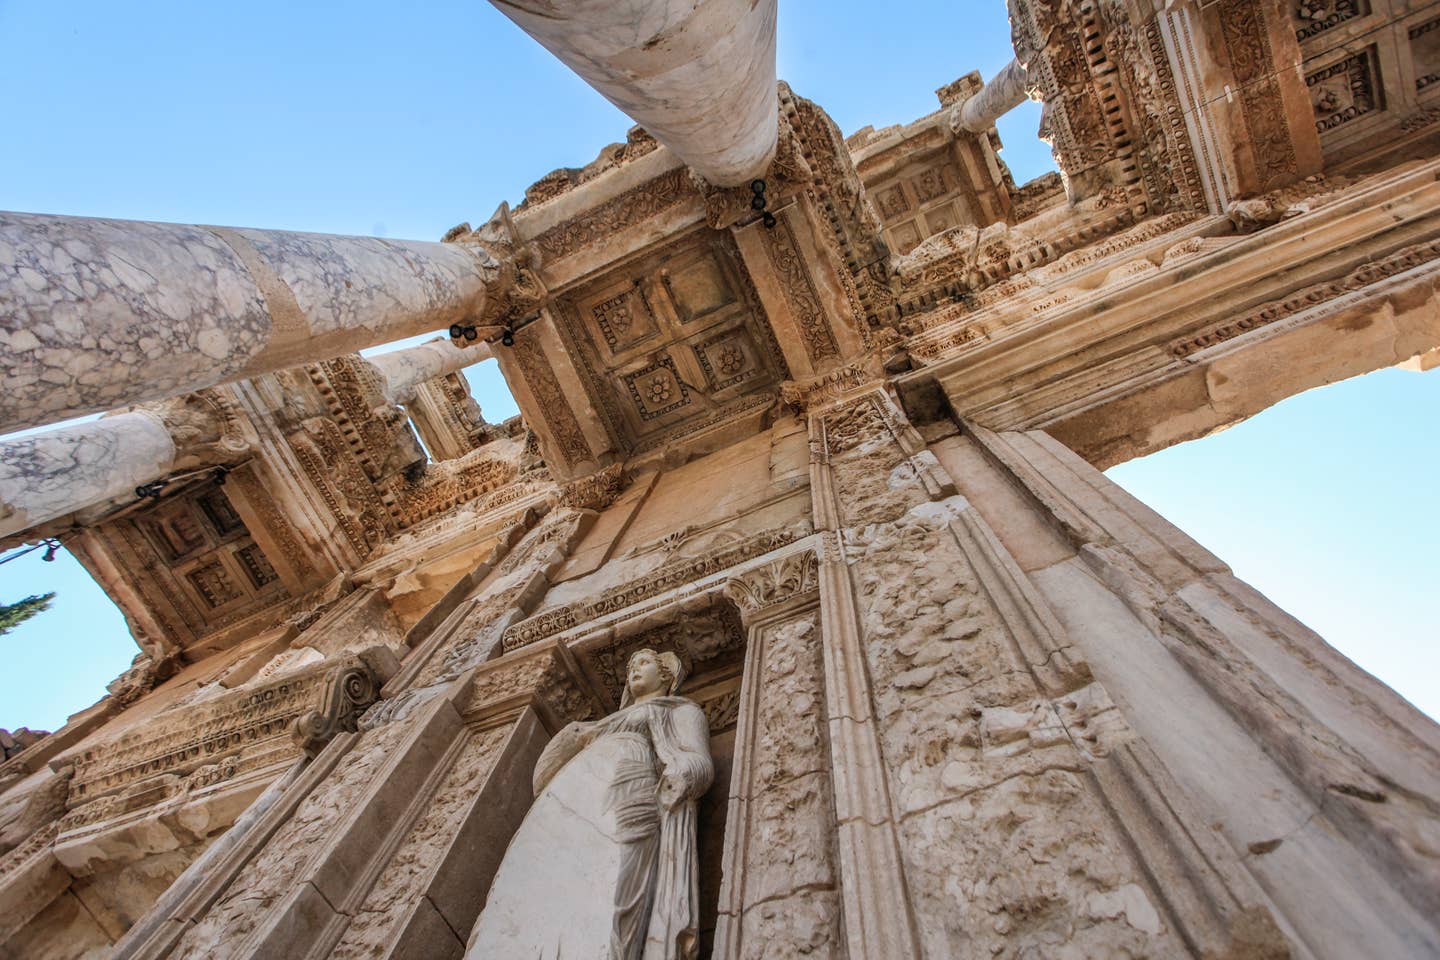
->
{"left": 0, "top": 212, "right": 506, "bottom": 434}
{"left": 0, "top": 392, "right": 253, "bottom": 540}
{"left": 490, "top": 0, "right": 778, "bottom": 187}
{"left": 367, "top": 338, "right": 491, "bottom": 405}
{"left": 949, "top": 58, "right": 1028, "bottom": 133}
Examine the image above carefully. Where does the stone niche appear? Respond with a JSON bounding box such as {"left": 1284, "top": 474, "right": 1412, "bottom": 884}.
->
{"left": 558, "top": 603, "right": 746, "bottom": 957}
{"left": 550, "top": 228, "right": 789, "bottom": 457}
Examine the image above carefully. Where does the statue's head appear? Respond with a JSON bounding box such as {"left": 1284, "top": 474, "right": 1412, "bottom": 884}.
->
{"left": 624, "top": 648, "right": 686, "bottom": 703}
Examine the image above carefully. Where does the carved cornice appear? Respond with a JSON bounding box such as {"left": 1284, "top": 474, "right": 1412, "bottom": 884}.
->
{"left": 387, "top": 444, "right": 521, "bottom": 527}
{"left": 66, "top": 649, "right": 395, "bottom": 814}
{"left": 1170, "top": 236, "right": 1440, "bottom": 358}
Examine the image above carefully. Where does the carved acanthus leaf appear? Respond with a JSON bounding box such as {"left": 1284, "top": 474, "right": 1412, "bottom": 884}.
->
{"left": 559, "top": 463, "right": 626, "bottom": 512}
{"left": 724, "top": 550, "right": 820, "bottom": 618}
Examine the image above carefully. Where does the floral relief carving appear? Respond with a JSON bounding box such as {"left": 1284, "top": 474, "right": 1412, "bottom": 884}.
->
{"left": 759, "top": 217, "right": 840, "bottom": 364}
{"left": 532, "top": 168, "right": 699, "bottom": 262}
{"left": 723, "top": 550, "right": 820, "bottom": 618}
{"left": 624, "top": 357, "right": 690, "bottom": 420}
{"left": 510, "top": 330, "right": 592, "bottom": 466}
{"left": 1218, "top": 0, "right": 1300, "bottom": 187}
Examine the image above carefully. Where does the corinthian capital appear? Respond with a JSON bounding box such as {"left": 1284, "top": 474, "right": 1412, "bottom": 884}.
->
{"left": 140, "top": 388, "right": 256, "bottom": 468}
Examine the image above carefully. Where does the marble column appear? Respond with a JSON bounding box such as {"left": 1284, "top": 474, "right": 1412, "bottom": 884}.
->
{"left": 0, "top": 212, "right": 506, "bottom": 434}
{"left": 0, "top": 393, "right": 251, "bottom": 540}
{"left": 367, "top": 337, "right": 491, "bottom": 405}
{"left": 949, "top": 58, "right": 1028, "bottom": 133}
{"left": 490, "top": 0, "right": 778, "bottom": 186}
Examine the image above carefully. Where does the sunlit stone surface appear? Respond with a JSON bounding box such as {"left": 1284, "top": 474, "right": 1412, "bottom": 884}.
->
{"left": 3, "top": 3, "right": 1440, "bottom": 959}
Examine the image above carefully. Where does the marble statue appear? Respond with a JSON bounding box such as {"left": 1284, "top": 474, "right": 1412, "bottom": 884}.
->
{"left": 466, "top": 649, "right": 713, "bottom": 960}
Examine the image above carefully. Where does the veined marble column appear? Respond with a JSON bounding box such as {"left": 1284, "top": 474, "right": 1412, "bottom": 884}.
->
{"left": 490, "top": 0, "right": 778, "bottom": 186}
{"left": 367, "top": 338, "right": 491, "bottom": 405}
{"left": 0, "top": 212, "right": 506, "bottom": 434}
{"left": 949, "top": 58, "right": 1028, "bottom": 133}
{"left": 0, "top": 392, "right": 251, "bottom": 540}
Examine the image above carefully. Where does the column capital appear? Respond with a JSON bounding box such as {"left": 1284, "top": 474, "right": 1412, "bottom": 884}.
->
{"left": 723, "top": 548, "right": 821, "bottom": 626}
{"left": 136, "top": 388, "right": 256, "bottom": 468}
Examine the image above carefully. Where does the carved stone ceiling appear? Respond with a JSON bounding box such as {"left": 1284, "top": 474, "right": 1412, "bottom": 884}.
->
{"left": 552, "top": 228, "right": 788, "bottom": 455}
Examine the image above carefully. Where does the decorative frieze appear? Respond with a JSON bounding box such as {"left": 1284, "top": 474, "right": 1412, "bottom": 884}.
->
{"left": 759, "top": 217, "right": 840, "bottom": 364}
{"left": 509, "top": 329, "right": 592, "bottom": 466}
{"left": 67, "top": 649, "right": 395, "bottom": 809}
{"left": 1170, "top": 236, "right": 1440, "bottom": 358}
{"left": 1217, "top": 0, "right": 1300, "bottom": 188}
{"left": 531, "top": 168, "right": 699, "bottom": 262}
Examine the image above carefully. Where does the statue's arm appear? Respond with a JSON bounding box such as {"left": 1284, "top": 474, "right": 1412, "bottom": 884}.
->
{"left": 531, "top": 719, "right": 596, "bottom": 796}
{"left": 658, "top": 702, "right": 714, "bottom": 808}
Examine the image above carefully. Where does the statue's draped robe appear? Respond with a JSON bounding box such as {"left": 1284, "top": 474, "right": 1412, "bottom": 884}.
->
{"left": 468, "top": 696, "right": 712, "bottom": 960}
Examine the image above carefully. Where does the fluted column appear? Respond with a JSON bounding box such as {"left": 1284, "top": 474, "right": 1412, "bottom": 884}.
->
{"left": 490, "top": 0, "right": 778, "bottom": 186}
{"left": 367, "top": 337, "right": 491, "bottom": 405}
{"left": 0, "top": 212, "right": 507, "bottom": 434}
{"left": 949, "top": 58, "right": 1028, "bottom": 133}
{"left": 0, "top": 392, "right": 252, "bottom": 540}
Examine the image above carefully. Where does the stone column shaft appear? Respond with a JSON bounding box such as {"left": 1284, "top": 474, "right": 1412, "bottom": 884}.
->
{"left": 950, "top": 58, "right": 1028, "bottom": 133}
{"left": 490, "top": 0, "right": 779, "bottom": 186}
{"left": 367, "top": 338, "right": 491, "bottom": 405}
{"left": 0, "top": 412, "right": 175, "bottom": 539}
{"left": 0, "top": 212, "right": 503, "bottom": 434}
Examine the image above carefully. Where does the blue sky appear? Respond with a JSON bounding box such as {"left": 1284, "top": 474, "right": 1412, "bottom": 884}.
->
{"left": 0, "top": 1, "right": 1434, "bottom": 730}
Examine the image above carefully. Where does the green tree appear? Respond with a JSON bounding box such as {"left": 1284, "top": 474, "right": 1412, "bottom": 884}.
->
{"left": 0, "top": 593, "right": 55, "bottom": 636}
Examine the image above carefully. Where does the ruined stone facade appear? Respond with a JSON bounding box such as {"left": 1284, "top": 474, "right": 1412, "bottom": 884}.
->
{"left": 3, "top": 1, "right": 1440, "bottom": 957}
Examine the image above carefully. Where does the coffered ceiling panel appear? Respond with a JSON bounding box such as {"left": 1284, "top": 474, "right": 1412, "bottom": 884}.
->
{"left": 553, "top": 228, "right": 788, "bottom": 455}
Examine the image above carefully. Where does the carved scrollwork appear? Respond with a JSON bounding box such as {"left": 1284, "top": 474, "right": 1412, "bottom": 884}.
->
{"left": 291, "top": 649, "right": 397, "bottom": 758}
